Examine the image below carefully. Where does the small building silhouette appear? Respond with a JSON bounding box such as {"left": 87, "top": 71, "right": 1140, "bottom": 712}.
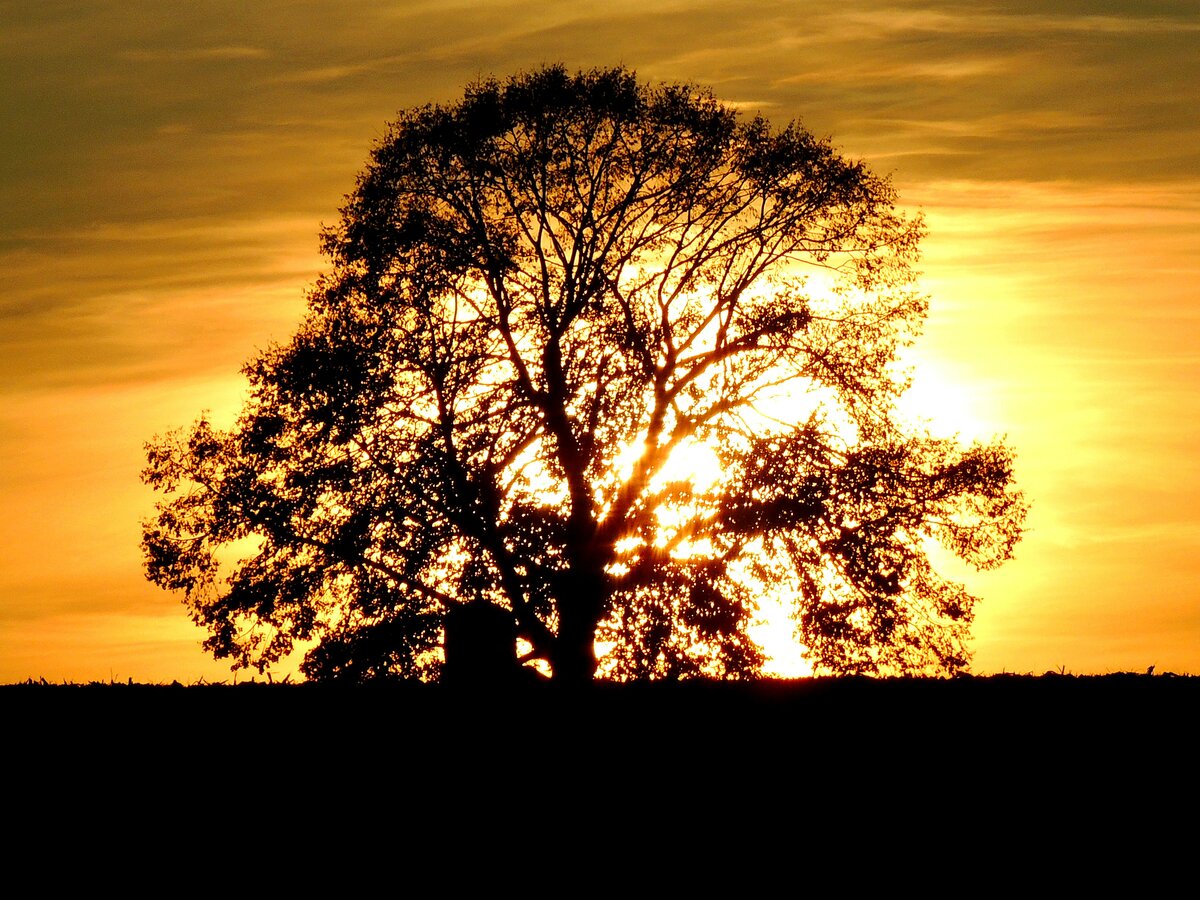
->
{"left": 442, "top": 602, "right": 520, "bottom": 685}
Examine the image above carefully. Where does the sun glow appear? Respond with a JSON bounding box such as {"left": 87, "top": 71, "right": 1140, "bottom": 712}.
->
{"left": 597, "top": 430, "right": 821, "bottom": 676}
{"left": 896, "top": 350, "right": 1000, "bottom": 442}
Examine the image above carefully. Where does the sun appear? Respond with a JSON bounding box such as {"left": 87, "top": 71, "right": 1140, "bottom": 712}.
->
{"left": 601, "top": 433, "right": 821, "bottom": 677}
{"left": 896, "top": 351, "right": 998, "bottom": 442}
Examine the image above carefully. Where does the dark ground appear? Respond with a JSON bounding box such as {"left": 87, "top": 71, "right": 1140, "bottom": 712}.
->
{"left": 8, "top": 672, "right": 1193, "bottom": 754}
{"left": 7, "top": 674, "right": 1195, "bottom": 854}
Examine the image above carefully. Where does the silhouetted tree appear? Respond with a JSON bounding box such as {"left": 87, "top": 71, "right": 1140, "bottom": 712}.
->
{"left": 143, "top": 66, "right": 1024, "bottom": 684}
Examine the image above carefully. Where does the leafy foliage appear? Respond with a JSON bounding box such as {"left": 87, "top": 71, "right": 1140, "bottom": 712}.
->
{"left": 143, "top": 66, "right": 1025, "bottom": 682}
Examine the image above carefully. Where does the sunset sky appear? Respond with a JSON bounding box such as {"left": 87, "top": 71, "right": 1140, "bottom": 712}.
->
{"left": 2, "top": 0, "right": 1197, "bottom": 682}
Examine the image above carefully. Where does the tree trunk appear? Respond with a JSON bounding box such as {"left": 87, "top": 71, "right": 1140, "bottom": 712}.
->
{"left": 553, "top": 575, "right": 603, "bottom": 683}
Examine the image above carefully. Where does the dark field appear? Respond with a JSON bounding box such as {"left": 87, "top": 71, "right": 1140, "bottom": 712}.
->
{"left": 8, "top": 674, "right": 1195, "bottom": 838}
{"left": 9, "top": 673, "right": 1194, "bottom": 755}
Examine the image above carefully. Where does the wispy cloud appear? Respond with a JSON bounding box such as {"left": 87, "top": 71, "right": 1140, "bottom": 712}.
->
{"left": 0, "top": 216, "right": 320, "bottom": 393}
{"left": 118, "top": 45, "right": 270, "bottom": 62}
{"left": 833, "top": 7, "right": 1200, "bottom": 37}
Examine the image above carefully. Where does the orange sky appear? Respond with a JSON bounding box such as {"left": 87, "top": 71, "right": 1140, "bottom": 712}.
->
{"left": 2, "top": 1, "right": 1197, "bottom": 681}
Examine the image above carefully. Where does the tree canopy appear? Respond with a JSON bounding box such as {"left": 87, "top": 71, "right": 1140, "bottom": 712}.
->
{"left": 142, "top": 66, "right": 1025, "bottom": 684}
